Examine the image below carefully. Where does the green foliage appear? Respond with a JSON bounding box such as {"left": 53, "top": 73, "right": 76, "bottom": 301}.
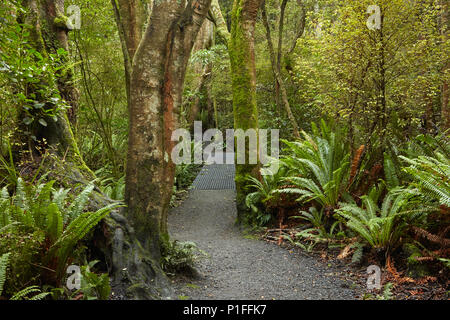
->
{"left": 401, "top": 153, "right": 450, "bottom": 207}
{"left": 245, "top": 164, "right": 288, "bottom": 226}
{"left": 350, "top": 242, "right": 365, "bottom": 264}
{"left": 0, "top": 1, "right": 69, "bottom": 135}
{"left": 175, "top": 163, "right": 202, "bottom": 190}
{"left": 190, "top": 45, "right": 227, "bottom": 67}
{"left": 278, "top": 121, "right": 350, "bottom": 208}
{"left": 160, "top": 239, "right": 206, "bottom": 276}
{"left": 10, "top": 285, "right": 49, "bottom": 301}
{"left": 293, "top": 0, "right": 447, "bottom": 141}
{"left": 71, "top": 260, "right": 111, "bottom": 300}
{"left": 0, "top": 177, "right": 117, "bottom": 295}
{"left": 336, "top": 186, "right": 426, "bottom": 252}
{"left": 0, "top": 138, "right": 18, "bottom": 187}
{"left": 289, "top": 207, "right": 341, "bottom": 250}
{"left": 383, "top": 152, "right": 400, "bottom": 190}
{"left": 364, "top": 282, "right": 394, "bottom": 300}
{"left": 71, "top": 0, "right": 129, "bottom": 178}
{"left": 0, "top": 252, "right": 9, "bottom": 296}
{"left": 98, "top": 172, "right": 125, "bottom": 200}
{"left": 0, "top": 252, "right": 49, "bottom": 300}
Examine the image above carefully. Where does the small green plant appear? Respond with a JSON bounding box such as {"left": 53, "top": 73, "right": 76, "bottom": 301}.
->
{"left": 70, "top": 260, "right": 111, "bottom": 300}
{"left": 98, "top": 172, "right": 125, "bottom": 200}
{"left": 289, "top": 207, "right": 341, "bottom": 249}
{"left": 363, "top": 282, "right": 394, "bottom": 300}
{"left": 175, "top": 163, "right": 202, "bottom": 190}
{"left": 245, "top": 165, "right": 287, "bottom": 226}
{"left": 160, "top": 239, "right": 206, "bottom": 276}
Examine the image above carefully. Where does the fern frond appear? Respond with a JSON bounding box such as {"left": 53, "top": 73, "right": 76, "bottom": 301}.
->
{"left": 67, "top": 184, "right": 95, "bottom": 223}
{"left": 0, "top": 253, "right": 10, "bottom": 296}
{"left": 14, "top": 178, "right": 29, "bottom": 211}
{"left": 51, "top": 203, "right": 117, "bottom": 276}
{"left": 46, "top": 203, "right": 63, "bottom": 243}
{"left": 10, "top": 285, "right": 42, "bottom": 300}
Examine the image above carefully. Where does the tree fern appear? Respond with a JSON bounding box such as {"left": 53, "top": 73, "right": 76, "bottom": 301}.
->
{"left": 66, "top": 184, "right": 95, "bottom": 223}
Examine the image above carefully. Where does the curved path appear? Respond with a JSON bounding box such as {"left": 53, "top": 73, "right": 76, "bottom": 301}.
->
{"left": 168, "top": 163, "right": 361, "bottom": 300}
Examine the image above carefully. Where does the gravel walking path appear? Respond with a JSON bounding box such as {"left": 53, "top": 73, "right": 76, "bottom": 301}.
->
{"left": 168, "top": 164, "right": 361, "bottom": 300}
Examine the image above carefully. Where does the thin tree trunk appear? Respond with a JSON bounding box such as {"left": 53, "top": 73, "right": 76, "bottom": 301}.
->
{"left": 261, "top": 1, "right": 300, "bottom": 138}
{"left": 287, "top": 0, "right": 306, "bottom": 56}
{"left": 273, "top": 0, "right": 288, "bottom": 110}
{"left": 441, "top": 0, "right": 449, "bottom": 132}
{"left": 210, "top": 0, "right": 230, "bottom": 45}
{"left": 187, "top": 19, "right": 214, "bottom": 128}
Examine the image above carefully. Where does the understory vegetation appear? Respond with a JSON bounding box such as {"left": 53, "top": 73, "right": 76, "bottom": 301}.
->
{"left": 0, "top": 0, "right": 448, "bottom": 300}
{"left": 245, "top": 122, "right": 449, "bottom": 297}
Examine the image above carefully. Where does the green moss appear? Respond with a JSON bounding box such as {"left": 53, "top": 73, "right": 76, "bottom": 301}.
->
{"left": 53, "top": 15, "right": 70, "bottom": 29}
{"left": 229, "top": 0, "right": 260, "bottom": 220}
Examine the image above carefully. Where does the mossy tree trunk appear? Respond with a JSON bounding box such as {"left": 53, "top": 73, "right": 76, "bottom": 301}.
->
{"left": 111, "top": 0, "right": 212, "bottom": 299}
{"left": 210, "top": 0, "right": 230, "bottom": 45}
{"left": 229, "top": 0, "right": 262, "bottom": 220}
{"left": 17, "top": 0, "right": 92, "bottom": 178}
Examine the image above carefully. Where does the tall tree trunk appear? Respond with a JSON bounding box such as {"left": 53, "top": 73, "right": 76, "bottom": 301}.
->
{"left": 111, "top": 0, "right": 147, "bottom": 107}
{"left": 110, "top": 0, "right": 212, "bottom": 299}
{"left": 187, "top": 19, "right": 214, "bottom": 129}
{"left": 229, "top": 0, "right": 262, "bottom": 219}
{"left": 210, "top": 0, "right": 230, "bottom": 45}
{"left": 261, "top": 1, "right": 300, "bottom": 138}
{"left": 273, "top": 0, "right": 288, "bottom": 111}
{"left": 18, "top": 0, "right": 92, "bottom": 178}
{"left": 441, "top": 0, "right": 449, "bottom": 132}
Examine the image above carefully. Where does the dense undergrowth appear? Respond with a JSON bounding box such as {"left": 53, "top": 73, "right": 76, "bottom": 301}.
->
{"left": 245, "top": 120, "right": 449, "bottom": 298}
{"left": 0, "top": 0, "right": 448, "bottom": 301}
{"left": 0, "top": 174, "right": 118, "bottom": 300}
